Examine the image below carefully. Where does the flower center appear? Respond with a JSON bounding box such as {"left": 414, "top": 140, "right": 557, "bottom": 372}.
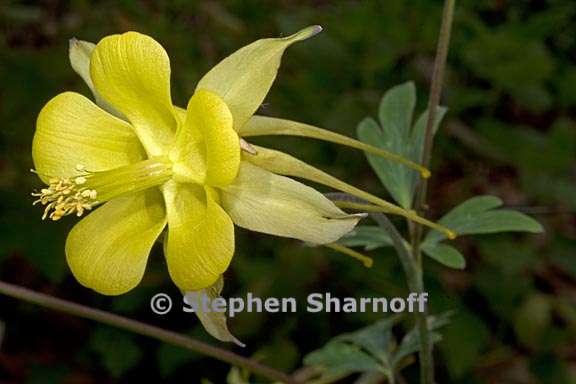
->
{"left": 32, "top": 158, "right": 172, "bottom": 221}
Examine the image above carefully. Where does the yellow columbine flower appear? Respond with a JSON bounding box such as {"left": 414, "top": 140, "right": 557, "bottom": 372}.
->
{"left": 32, "top": 27, "right": 452, "bottom": 296}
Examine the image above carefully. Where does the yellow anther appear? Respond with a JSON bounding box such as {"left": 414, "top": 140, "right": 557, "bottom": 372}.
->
{"left": 81, "top": 189, "right": 97, "bottom": 199}
{"left": 32, "top": 176, "right": 98, "bottom": 221}
{"left": 33, "top": 158, "right": 171, "bottom": 221}
{"left": 75, "top": 176, "right": 87, "bottom": 185}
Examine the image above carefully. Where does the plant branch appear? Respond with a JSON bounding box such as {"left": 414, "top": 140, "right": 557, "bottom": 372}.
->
{"left": 0, "top": 280, "right": 297, "bottom": 384}
{"left": 413, "top": 0, "right": 456, "bottom": 238}
{"left": 411, "top": 1, "right": 456, "bottom": 384}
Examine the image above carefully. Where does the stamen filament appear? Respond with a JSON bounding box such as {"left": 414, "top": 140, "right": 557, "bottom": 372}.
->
{"left": 32, "top": 158, "right": 172, "bottom": 221}
{"left": 85, "top": 158, "right": 172, "bottom": 201}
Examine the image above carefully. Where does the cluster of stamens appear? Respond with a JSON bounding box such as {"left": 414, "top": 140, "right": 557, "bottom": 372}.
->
{"left": 31, "top": 166, "right": 98, "bottom": 221}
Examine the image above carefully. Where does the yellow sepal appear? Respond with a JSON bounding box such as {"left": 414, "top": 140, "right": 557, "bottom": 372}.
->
{"left": 196, "top": 26, "right": 322, "bottom": 131}
{"left": 221, "top": 161, "right": 361, "bottom": 244}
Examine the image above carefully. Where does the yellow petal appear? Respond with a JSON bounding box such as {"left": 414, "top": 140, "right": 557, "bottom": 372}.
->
{"left": 163, "top": 181, "right": 235, "bottom": 291}
{"left": 240, "top": 116, "right": 430, "bottom": 177}
{"left": 32, "top": 92, "right": 146, "bottom": 184}
{"left": 196, "top": 25, "right": 322, "bottom": 131}
{"left": 68, "top": 38, "right": 123, "bottom": 118}
{"left": 65, "top": 189, "right": 167, "bottom": 295}
{"left": 220, "top": 161, "right": 360, "bottom": 244}
{"left": 171, "top": 89, "right": 240, "bottom": 186}
{"left": 90, "top": 32, "right": 177, "bottom": 155}
{"left": 243, "top": 146, "right": 455, "bottom": 239}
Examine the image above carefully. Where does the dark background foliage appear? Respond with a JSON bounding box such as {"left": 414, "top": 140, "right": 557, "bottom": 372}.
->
{"left": 0, "top": 0, "right": 575, "bottom": 383}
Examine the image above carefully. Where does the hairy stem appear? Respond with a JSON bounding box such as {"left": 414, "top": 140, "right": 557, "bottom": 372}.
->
{"left": 412, "top": 1, "right": 456, "bottom": 383}
{"left": 0, "top": 280, "right": 297, "bottom": 384}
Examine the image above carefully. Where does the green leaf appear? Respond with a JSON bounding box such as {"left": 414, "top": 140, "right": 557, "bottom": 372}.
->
{"left": 339, "top": 225, "right": 393, "bottom": 250}
{"left": 304, "top": 342, "right": 384, "bottom": 380}
{"left": 357, "top": 82, "right": 447, "bottom": 208}
{"left": 378, "top": 82, "right": 416, "bottom": 140}
{"left": 335, "top": 316, "right": 398, "bottom": 368}
{"left": 358, "top": 83, "right": 415, "bottom": 208}
{"left": 304, "top": 317, "right": 401, "bottom": 382}
{"left": 90, "top": 327, "right": 142, "bottom": 379}
{"left": 393, "top": 311, "right": 453, "bottom": 368}
{"left": 358, "top": 116, "right": 411, "bottom": 208}
{"left": 411, "top": 106, "right": 448, "bottom": 165}
{"left": 422, "top": 243, "right": 466, "bottom": 269}
{"left": 304, "top": 314, "right": 451, "bottom": 381}
{"left": 439, "top": 195, "right": 503, "bottom": 218}
{"left": 424, "top": 195, "right": 543, "bottom": 245}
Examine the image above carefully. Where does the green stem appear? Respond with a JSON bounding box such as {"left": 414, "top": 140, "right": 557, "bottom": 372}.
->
{"left": 326, "top": 195, "right": 434, "bottom": 384}
{"left": 0, "top": 280, "right": 297, "bottom": 384}
{"left": 411, "top": 1, "right": 456, "bottom": 384}
{"left": 371, "top": 212, "right": 416, "bottom": 288}
{"left": 410, "top": 270, "right": 430, "bottom": 384}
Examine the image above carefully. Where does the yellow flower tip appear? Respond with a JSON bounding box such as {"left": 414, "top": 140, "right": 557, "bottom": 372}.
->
{"left": 309, "top": 25, "right": 323, "bottom": 36}
{"left": 432, "top": 224, "right": 456, "bottom": 240}
{"left": 289, "top": 25, "right": 323, "bottom": 42}
{"left": 403, "top": 210, "right": 455, "bottom": 239}
{"left": 326, "top": 243, "right": 373, "bottom": 268}
{"left": 232, "top": 337, "right": 246, "bottom": 348}
{"left": 403, "top": 161, "right": 430, "bottom": 178}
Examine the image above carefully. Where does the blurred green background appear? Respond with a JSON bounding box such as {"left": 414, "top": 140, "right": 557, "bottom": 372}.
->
{"left": 1, "top": 0, "right": 575, "bottom": 383}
